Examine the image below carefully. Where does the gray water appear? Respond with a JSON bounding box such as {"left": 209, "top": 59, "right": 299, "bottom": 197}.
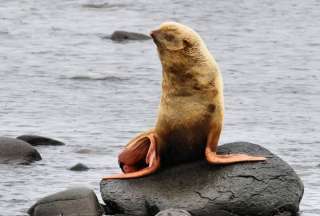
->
{"left": 0, "top": 0, "right": 319, "bottom": 215}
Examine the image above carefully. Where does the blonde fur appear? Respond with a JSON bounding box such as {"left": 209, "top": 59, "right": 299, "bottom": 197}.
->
{"left": 151, "top": 22, "right": 224, "bottom": 166}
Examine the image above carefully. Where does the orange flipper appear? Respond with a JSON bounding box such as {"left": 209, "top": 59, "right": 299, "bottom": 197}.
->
{"left": 205, "top": 124, "right": 266, "bottom": 164}
{"left": 103, "top": 131, "right": 160, "bottom": 180}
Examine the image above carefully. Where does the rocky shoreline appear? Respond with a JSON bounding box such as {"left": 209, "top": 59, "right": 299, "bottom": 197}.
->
{"left": 1, "top": 136, "right": 303, "bottom": 216}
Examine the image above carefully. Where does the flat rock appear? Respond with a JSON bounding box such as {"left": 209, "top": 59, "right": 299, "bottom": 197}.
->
{"left": 100, "top": 142, "right": 304, "bottom": 216}
{"left": 107, "top": 31, "right": 150, "bottom": 42}
{"left": 17, "top": 135, "right": 65, "bottom": 146}
{"left": 0, "top": 137, "right": 42, "bottom": 164}
{"left": 28, "top": 187, "right": 103, "bottom": 216}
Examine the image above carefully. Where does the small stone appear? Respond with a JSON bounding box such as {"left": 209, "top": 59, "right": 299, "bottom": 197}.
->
{"left": 69, "top": 163, "right": 89, "bottom": 171}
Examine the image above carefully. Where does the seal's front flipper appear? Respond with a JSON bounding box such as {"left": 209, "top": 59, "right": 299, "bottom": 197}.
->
{"left": 205, "top": 124, "right": 266, "bottom": 164}
{"left": 206, "top": 150, "right": 266, "bottom": 164}
{"left": 102, "top": 131, "right": 160, "bottom": 180}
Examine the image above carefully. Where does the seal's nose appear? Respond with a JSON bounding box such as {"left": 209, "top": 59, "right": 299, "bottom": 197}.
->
{"left": 150, "top": 30, "right": 160, "bottom": 39}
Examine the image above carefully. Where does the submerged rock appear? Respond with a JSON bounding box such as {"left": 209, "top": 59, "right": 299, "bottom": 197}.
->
{"left": 82, "top": 3, "right": 126, "bottom": 9}
{"left": 105, "top": 31, "right": 150, "bottom": 42}
{"left": 28, "top": 187, "right": 103, "bottom": 216}
{"left": 69, "top": 163, "right": 89, "bottom": 171}
{"left": 76, "top": 148, "right": 95, "bottom": 154}
{"left": 0, "top": 137, "right": 42, "bottom": 164}
{"left": 100, "top": 142, "right": 304, "bottom": 216}
{"left": 17, "top": 135, "right": 65, "bottom": 146}
{"left": 82, "top": 3, "right": 110, "bottom": 8}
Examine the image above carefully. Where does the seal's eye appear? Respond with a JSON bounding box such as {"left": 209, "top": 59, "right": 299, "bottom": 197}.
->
{"left": 183, "top": 39, "right": 191, "bottom": 47}
{"left": 164, "top": 33, "right": 175, "bottom": 42}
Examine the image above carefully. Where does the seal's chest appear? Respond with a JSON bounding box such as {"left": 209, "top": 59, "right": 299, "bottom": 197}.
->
{"left": 160, "top": 122, "right": 208, "bottom": 166}
{"left": 157, "top": 103, "right": 211, "bottom": 166}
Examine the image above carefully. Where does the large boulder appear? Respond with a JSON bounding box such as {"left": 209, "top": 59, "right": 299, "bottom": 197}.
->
{"left": 100, "top": 142, "right": 304, "bottom": 216}
{"left": 28, "top": 187, "right": 104, "bottom": 216}
{"left": 0, "top": 137, "right": 42, "bottom": 164}
{"left": 17, "top": 135, "right": 65, "bottom": 146}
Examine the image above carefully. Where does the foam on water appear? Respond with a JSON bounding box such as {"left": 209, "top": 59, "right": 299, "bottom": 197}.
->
{"left": 0, "top": 0, "right": 319, "bottom": 215}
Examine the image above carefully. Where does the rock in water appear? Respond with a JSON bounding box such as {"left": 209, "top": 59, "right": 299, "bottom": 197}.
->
{"left": 0, "top": 137, "right": 42, "bottom": 164}
{"left": 17, "top": 135, "right": 65, "bottom": 146}
{"left": 69, "top": 163, "right": 89, "bottom": 171}
{"left": 100, "top": 142, "right": 304, "bottom": 216}
{"left": 109, "top": 31, "right": 150, "bottom": 42}
{"left": 28, "top": 187, "right": 103, "bottom": 216}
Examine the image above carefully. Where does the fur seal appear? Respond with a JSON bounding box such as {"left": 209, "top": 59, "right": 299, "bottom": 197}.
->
{"left": 104, "top": 22, "right": 266, "bottom": 179}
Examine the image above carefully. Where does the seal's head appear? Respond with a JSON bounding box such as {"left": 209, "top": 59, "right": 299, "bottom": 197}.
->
{"left": 150, "top": 22, "right": 207, "bottom": 68}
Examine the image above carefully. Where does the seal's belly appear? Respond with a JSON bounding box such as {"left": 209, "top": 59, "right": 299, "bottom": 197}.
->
{"left": 156, "top": 98, "right": 214, "bottom": 167}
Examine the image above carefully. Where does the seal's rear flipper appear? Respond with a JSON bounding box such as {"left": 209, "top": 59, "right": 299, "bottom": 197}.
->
{"left": 103, "top": 130, "right": 160, "bottom": 179}
{"left": 205, "top": 124, "right": 266, "bottom": 164}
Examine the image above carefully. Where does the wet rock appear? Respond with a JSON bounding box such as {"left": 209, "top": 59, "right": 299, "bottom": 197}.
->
{"left": 82, "top": 3, "right": 110, "bottom": 8}
{"left": 105, "top": 31, "right": 150, "bottom": 42}
{"left": 17, "top": 135, "right": 65, "bottom": 146}
{"left": 0, "top": 137, "right": 42, "bottom": 164}
{"left": 28, "top": 187, "right": 103, "bottom": 216}
{"left": 69, "top": 163, "right": 89, "bottom": 171}
{"left": 82, "top": 3, "right": 126, "bottom": 9}
{"left": 155, "top": 209, "right": 192, "bottom": 216}
{"left": 100, "top": 142, "right": 304, "bottom": 216}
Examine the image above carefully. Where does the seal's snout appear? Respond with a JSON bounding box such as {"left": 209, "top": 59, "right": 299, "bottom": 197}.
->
{"left": 150, "top": 30, "right": 161, "bottom": 40}
{"left": 150, "top": 30, "right": 157, "bottom": 39}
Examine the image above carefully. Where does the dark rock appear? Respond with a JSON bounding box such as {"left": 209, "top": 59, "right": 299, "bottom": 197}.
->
{"left": 0, "top": 137, "right": 42, "bottom": 164}
{"left": 155, "top": 209, "right": 192, "bottom": 216}
{"left": 82, "top": 3, "right": 110, "bottom": 8}
{"left": 69, "top": 163, "right": 89, "bottom": 171}
{"left": 28, "top": 187, "right": 103, "bottom": 216}
{"left": 100, "top": 142, "right": 304, "bottom": 216}
{"left": 82, "top": 3, "right": 126, "bottom": 9}
{"left": 106, "top": 31, "right": 150, "bottom": 42}
{"left": 17, "top": 135, "right": 65, "bottom": 146}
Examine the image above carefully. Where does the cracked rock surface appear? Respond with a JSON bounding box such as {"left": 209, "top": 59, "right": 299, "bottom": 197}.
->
{"left": 100, "top": 142, "right": 304, "bottom": 216}
{"left": 28, "top": 187, "right": 103, "bottom": 216}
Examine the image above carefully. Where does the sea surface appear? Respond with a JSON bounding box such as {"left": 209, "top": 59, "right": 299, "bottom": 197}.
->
{"left": 0, "top": 0, "right": 319, "bottom": 215}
